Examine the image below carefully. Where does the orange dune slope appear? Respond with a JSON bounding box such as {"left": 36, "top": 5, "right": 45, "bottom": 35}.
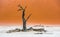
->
{"left": 0, "top": 0, "right": 60, "bottom": 25}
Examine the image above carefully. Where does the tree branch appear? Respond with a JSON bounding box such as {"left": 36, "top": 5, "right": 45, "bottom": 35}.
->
{"left": 18, "top": 5, "right": 24, "bottom": 10}
{"left": 26, "top": 13, "right": 32, "bottom": 21}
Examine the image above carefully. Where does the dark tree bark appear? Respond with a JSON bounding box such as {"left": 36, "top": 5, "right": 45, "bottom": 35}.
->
{"left": 22, "top": 9, "right": 26, "bottom": 31}
{"left": 18, "top": 5, "right": 32, "bottom": 31}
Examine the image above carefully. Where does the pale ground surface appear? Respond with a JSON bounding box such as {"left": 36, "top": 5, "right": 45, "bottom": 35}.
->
{"left": 0, "top": 25, "right": 60, "bottom": 37}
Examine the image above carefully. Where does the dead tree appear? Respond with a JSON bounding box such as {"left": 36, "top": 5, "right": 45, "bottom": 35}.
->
{"left": 18, "top": 5, "right": 32, "bottom": 31}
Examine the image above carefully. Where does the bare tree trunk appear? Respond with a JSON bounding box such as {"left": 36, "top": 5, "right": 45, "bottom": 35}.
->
{"left": 22, "top": 9, "right": 26, "bottom": 31}
{"left": 23, "top": 20, "right": 26, "bottom": 31}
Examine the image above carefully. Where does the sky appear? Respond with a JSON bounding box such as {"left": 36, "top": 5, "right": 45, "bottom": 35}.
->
{"left": 0, "top": 0, "right": 60, "bottom": 26}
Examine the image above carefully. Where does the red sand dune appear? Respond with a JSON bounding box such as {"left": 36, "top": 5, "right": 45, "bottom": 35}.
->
{"left": 0, "top": 0, "right": 60, "bottom": 25}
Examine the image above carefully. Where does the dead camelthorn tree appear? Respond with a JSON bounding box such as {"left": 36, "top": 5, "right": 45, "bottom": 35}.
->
{"left": 18, "top": 5, "right": 32, "bottom": 31}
